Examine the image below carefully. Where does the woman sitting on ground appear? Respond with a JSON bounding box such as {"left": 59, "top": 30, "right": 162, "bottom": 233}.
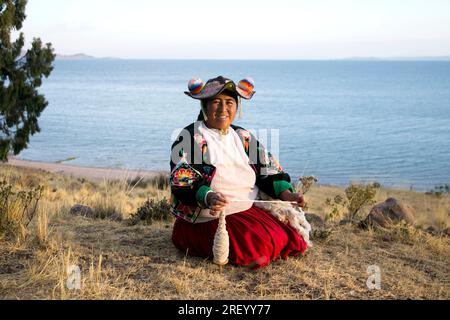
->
{"left": 170, "top": 75, "right": 308, "bottom": 269}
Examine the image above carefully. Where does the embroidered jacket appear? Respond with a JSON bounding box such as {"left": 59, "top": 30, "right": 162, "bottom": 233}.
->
{"left": 170, "top": 121, "right": 293, "bottom": 223}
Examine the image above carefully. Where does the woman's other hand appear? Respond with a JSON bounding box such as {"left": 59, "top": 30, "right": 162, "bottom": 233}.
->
{"left": 206, "top": 192, "right": 229, "bottom": 216}
{"left": 279, "top": 190, "right": 306, "bottom": 208}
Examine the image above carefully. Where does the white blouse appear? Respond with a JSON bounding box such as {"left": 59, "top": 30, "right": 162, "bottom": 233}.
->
{"left": 196, "top": 122, "right": 259, "bottom": 223}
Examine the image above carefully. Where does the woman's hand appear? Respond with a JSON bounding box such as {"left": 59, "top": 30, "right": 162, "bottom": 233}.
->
{"left": 206, "top": 192, "right": 228, "bottom": 216}
{"left": 279, "top": 190, "right": 306, "bottom": 208}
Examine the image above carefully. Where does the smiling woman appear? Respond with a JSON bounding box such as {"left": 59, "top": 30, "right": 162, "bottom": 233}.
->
{"left": 201, "top": 93, "right": 238, "bottom": 131}
{"left": 169, "top": 76, "right": 309, "bottom": 269}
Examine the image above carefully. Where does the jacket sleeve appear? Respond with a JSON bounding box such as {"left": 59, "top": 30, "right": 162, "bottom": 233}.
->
{"left": 256, "top": 172, "right": 292, "bottom": 199}
{"left": 169, "top": 128, "right": 211, "bottom": 209}
{"left": 252, "top": 134, "right": 293, "bottom": 199}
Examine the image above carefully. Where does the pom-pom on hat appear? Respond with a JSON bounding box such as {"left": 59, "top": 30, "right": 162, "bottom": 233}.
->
{"left": 185, "top": 75, "right": 255, "bottom": 100}
{"left": 188, "top": 78, "right": 204, "bottom": 95}
{"left": 237, "top": 77, "right": 255, "bottom": 98}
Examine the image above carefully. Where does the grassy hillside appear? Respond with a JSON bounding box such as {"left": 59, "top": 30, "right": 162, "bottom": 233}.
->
{"left": 0, "top": 164, "right": 448, "bottom": 299}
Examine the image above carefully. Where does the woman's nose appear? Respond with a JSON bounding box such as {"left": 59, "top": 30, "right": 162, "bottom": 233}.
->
{"left": 217, "top": 102, "right": 226, "bottom": 112}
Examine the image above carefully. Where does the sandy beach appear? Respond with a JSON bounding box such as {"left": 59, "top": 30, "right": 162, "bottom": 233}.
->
{"left": 5, "top": 156, "right": 167, "bottom": 181}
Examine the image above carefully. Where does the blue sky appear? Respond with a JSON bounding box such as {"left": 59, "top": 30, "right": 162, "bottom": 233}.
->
{"left": 19, "top": 0, "right": 450, "bottom": 59}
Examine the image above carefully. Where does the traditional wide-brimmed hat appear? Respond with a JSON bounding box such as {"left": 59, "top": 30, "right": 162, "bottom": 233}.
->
{"left": 184, "top": 76, "right": 255, "bottom": 100}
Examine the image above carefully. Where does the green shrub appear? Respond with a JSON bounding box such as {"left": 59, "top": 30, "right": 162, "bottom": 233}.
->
{"left": 428, "top": 184, "right": 449, "bottom": 198}
{"left": 296, "top": 176, "right": 318, "bottom": 211}
{"left": 0, "top": 180, "right": 43, "bottom": 242}
{"left": 345, "top": 182, "right": 380, "bottom": 221}
{"left": 128, "top": 198, "right": 172, "bottom": 225}
{"left": 324, "top": 182, "right": 381, "bottom": 223}
{"left": 297, "top": 176, "right": 318, "bottom": 195}
{"left": 324, "top": 194, "right": 346, "bottom": 222}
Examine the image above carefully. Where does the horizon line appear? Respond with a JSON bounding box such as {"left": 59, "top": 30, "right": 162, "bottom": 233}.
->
{"left": 55, "top": 53, "right": 450, "bottom": 61}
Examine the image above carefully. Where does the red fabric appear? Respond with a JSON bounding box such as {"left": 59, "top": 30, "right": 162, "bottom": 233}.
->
{"left": 172, "top": 205, "right": 307, "bottom": 269}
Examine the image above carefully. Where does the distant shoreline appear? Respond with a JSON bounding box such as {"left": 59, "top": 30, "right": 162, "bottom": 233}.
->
{"left": 4, "top": 156, "right": 437, "bottom": 194}
{"left": 54, "top": 53, "right": 450, "bottom": 61}
{"left": 5, "top": 156, "right": 167, "bottom": 182}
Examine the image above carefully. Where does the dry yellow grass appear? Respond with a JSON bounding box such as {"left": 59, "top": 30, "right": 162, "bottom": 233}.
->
{"left": 0, "top": 164, "right": 449, "bottom": 300}
{"left": 306, "top": 183, "right": 450, "bottom": 229}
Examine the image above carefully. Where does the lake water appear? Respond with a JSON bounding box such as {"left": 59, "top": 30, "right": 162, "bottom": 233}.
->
{"left": 17, "top": 60, "right": 450, "bottom": 191}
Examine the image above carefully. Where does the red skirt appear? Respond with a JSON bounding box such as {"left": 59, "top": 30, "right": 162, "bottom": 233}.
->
{"left": 172, "top": 205, "right": 308, "bottom": 269}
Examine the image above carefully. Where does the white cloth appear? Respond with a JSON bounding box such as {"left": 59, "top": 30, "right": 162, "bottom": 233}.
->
{"left": 196, "top": 122, "right": 258, "bottom": 223}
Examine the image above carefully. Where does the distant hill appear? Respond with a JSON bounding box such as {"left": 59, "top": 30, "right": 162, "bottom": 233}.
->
{"left": 55, "top": 53, "right": 119, "bottom": 60}
{"left": 342, "top": 56, "right": 450, "bottom": 61}
{"left": 56, "top": 53, "right": 96, "bottom": 60}
{"left": 20, "top": 51, "right": 101, "bottom": 60}
{"left": 18, "top": 51, "right": 450, "bottom": 61}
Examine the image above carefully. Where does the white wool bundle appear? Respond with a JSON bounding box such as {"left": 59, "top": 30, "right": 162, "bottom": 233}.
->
{"left": 254, "top": 192, "right": 313, "bottom": 247}
{"left": 213, "top": 211, "right": 229, "bottom": 266}
{"left": 211, "top": 193, "right": 312, "bottom": 266}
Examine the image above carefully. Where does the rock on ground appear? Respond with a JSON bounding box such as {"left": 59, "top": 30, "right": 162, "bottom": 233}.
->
{"left": 361, "top": 197, "right": 415, "bottom": 228}
{"left": 305, "top": 213, "right": 324, "bottom": 227}
{"left": 69, "top": 204, "right": 95, "bottom": 218}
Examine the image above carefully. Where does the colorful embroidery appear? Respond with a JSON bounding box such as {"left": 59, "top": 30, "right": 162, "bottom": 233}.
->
{"left": 170, "top": 161, "right": 203, "bottom": 187}
{"left": 194, "top": 133, "right": 206, "bottom": 146}
{"left": 194, "top": 133, "right": 208, "bottom": 161}
{"left": 171, "top": 198, "right": 202, "bottom": 223}
{"left": 202, "top": 166, "right": 216, "bottom": 184}
{"left": 238, "top": 130, "right": 251, "bottom": 153}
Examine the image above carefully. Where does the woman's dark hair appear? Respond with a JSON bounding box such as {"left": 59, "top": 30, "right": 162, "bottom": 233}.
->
{"left": 197, "top": 90, "right": 238, "bottom": 121}
{"left": 197, "top": 100, "right": 207, "bottom": 121}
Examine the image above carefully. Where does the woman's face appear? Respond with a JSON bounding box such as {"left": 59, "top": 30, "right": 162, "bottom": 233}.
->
{"left": 204, "top": 94, "right": 237, "bottom": 130}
